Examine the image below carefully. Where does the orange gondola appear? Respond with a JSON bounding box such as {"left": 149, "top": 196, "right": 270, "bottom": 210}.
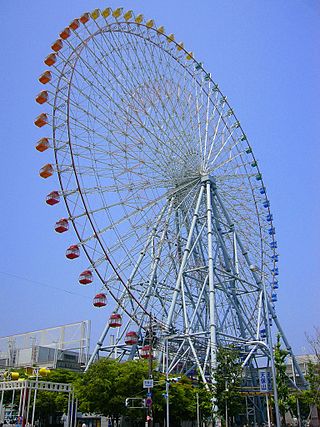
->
{"left": 34, "top": 113, "right": 48, "bottom": 128}
{"left": 69, "top": 19, "right": 80, "bottom": 30}
{"left": 80, "top": 13, "right": 90, "bottom": 24}
{"left": 35, "top": 90, "right": 48, "bottom": 105}
{"left": 38, "top": 71, "right": 52, "bottom": 84}
{"left": 36, "top": 137, "right": 49, "bottom": 152}
{"left": 39, "top": 163, "right": 53, "bottom": 178}
{"left": 44, "top": 53, "right": 57, "bottom": 66}
{"left": 51, "top": 39, "right": 63, "bottom": 52}
{"left": 60, "top": 28, "right": 71, "bottom": 40}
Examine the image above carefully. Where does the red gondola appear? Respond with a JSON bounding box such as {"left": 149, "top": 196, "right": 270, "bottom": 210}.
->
{"left": 46, "top": 191, "right": 60, "bottom": 206}
{"left": 109, "top": 313, "right": 122, "bottom": 328}
{"left": 66, "top": 245, "right": 80, "bottom": 259}
{"left": 125, "top": 331, "right": 138, "bottom": 345}
{"left": 140, "top": 345, "right": 154, "bottom": 359}
{"left": 55, "top": 218, "right": 69, "bottom": 233}
{"left": 93, "top": 293, "right": 107, "bottom": 307}
{"left": 79, "top": 270, "right": 93, "bottom": 285}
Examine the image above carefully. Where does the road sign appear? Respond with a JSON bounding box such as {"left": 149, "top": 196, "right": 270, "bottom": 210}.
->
{"left": 143, "top": 379, "right": 154, "bottom": 388}
{"left": 259, "top": 368, "right": 272, "bottom": 392}
{"left": 146, "top": 392, "right": 152, "bottom": 397}
{"left": 145, "top": 397, "right": 153, "bottom": 407}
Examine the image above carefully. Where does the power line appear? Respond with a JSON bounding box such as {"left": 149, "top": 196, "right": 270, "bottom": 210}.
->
{"left": 0, "top": 270, "right": 91, "bottom": 300}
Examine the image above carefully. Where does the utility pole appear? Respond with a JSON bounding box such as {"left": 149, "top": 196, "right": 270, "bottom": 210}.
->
{"left": 166, "top": 339, "right": 170, "bottom": 427}
{"left": 225, "top": 380, "right": 228, "bottom": 427}
{"left": 196, "top": 392, "right": 200, "bottom": 427}
{"left": 147, "top": 314, "right": 153, "bottom": 427}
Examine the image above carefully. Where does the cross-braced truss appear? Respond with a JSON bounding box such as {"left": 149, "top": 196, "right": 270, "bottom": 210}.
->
{"left": 34, "top": 8, "right": 305, "bottom": 399}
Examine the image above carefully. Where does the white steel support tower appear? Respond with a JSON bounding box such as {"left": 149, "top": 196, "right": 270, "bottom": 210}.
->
{"left": 34, "top": 7, "right": 306, "bottom": 424}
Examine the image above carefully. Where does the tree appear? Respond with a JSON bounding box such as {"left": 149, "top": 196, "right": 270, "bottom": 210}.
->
{"left": 158, "top": 376, "right": 212, "bottom": 425}
{"left": 35, "top": 369, "right": 80, "bottom": 424}
{"left": 273, "top": 334, "right": 297, "bottom": 425}
{"left": 300, "top": 328, "right": 320, "bottom": 421}
{"left": 74, "top": 358, "right": 151, "bottom": 424}
{"left": 74, "top": 358, "right": 213, "bottom": 426}
{"left": 213, "top": 346, "right": 245, "bottom": 424}
{"left": 301, "top": 362, "right": 320, "bottom": 413}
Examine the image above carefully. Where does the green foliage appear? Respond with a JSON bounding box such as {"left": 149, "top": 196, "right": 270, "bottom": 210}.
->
{"left": 74, "top": 358, "right": 151, "bottom": 419}
{"left": 36, "top": 369, "right": 80, "bottom": 419}
{"left": 273, "top": 334, "right": 297, "bottom": 422}
{"left": 45, "top": 368, "right": 79, "bottom": 384}
{"left": 156, "top": 376, "right": 212, "bottom": 425}
{"left": 300, "top": 361, "right": 320, "bottom": 409}
{"left": 74, "top": 358, "right": 213, "bottom": 425}
{"left": 213, "top": 346, "right": 245, "bottom": 420}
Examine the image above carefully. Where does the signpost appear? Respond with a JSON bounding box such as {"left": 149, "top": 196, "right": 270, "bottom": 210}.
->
{"left": 259, "top": 368, "right": 272, "bottom": 427}
{"left": 145, "top": 397, "right": 153, "bottom": 407}
{"left": 143, "top": 379, "right": 154, "bottom": 389}
{"left": 259, "top": 368, "right": 272, "bottom": 393}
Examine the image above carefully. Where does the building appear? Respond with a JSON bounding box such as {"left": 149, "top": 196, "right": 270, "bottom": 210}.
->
{"left": 0, "top": 321, "right": 90, "bottom": 371}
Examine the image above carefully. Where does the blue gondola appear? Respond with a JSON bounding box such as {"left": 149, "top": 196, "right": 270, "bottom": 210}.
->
{"left": 263, "top": 200, "right": 270, "bottom": 208}
{"left": 272, "top": 268, "right": 279, "bottom": 275}
{"left": 273, "top": 281, "right": 279, "bottom": 289}
{"left": 268, "top": 227, "right": 275, "bottom": 235}
{"left": 259, "top": 187, "right": 266, "bottom": 194}
{"left": 266, "top": 213, "right": 273, "bottom": 222}
{"left": 271, "top": 254, "right": 279, "bottom": 262}
{"left": 270, "top": 241, "right": 277, "bottom": 249}
{"left": 260, "top": 328, "right": 267, "bottom": 339}
{"left": 271, "top": 293, "right": 277, "bottom": 302}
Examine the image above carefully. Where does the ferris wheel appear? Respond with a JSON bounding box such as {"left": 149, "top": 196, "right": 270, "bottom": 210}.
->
{"left": 34, "top": 7, "right": 304, "bottom": 388}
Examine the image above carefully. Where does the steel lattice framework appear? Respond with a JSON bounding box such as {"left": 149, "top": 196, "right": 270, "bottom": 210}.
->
{"left": 34, "top": 7, "right": 304, "bottom": 399}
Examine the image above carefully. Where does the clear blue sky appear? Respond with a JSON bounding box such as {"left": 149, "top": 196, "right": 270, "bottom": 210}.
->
{"left": 0, "top": 0, "right": 319, "bottom": 354}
